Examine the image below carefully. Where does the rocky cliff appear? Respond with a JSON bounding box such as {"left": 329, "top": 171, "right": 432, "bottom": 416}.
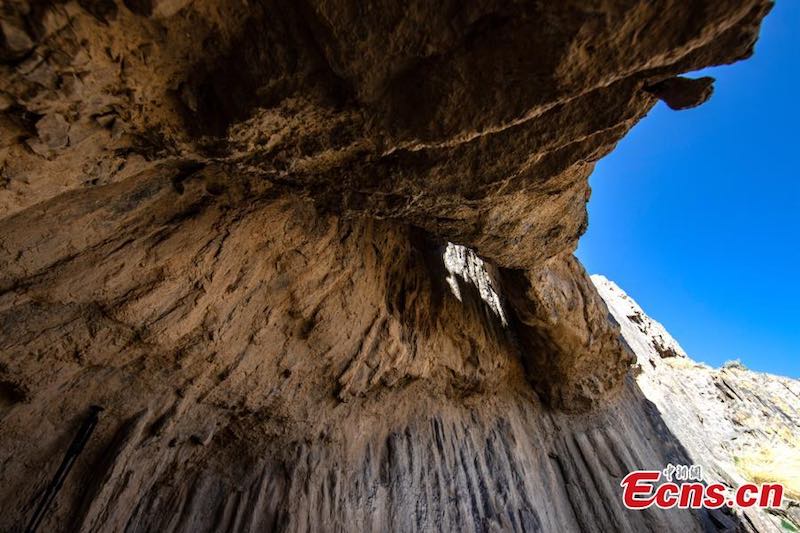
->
{"left": 0, "top": 0, "right": 780, "bottom": 531}
{"left": 593, "top": 275, "right": 800, "bottom": 533}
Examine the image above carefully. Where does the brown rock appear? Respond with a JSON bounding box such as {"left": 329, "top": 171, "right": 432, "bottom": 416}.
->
{"left": 501, "top": 256, "right": 635, "bottom": 410}
{"left": 647, "top": 76, "right": 716, "bottom": 110}
{"left": 35, "top": 113, "right": 69, "bottom": 150}
{"left": 0, "top": 19, "right": 34, "bottom": 60}
{"left": 123, "top": 0, "right": 193, "bottom": 18}
{"left": 0, "top": 1, "right": 776, "bottom": 531}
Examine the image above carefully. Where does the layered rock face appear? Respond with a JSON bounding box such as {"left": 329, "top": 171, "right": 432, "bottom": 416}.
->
{"left": 593, "top": 276, "right": 800, "bottom": 533}
{"left": 0, "top": 1, "right": 776, "bottom": 531}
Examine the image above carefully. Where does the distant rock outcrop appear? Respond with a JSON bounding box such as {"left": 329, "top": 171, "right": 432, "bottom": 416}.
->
{"left": 594, "top": 275, "right": 800, "bottom": 532}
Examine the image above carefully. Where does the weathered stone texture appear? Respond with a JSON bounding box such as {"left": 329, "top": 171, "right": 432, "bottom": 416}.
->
{"left": 0, "top": 0, "right": 776, "bottom": 531}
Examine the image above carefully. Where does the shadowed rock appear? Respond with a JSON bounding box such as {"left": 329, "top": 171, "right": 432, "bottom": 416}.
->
{"left": 647, "top": 76, "right": 716, "bottom": 110}
{"left": 0, "top": 0, "right": 777, "bottom": 531}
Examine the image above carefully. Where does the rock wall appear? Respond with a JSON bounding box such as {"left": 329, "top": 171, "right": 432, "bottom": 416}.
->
{"left": 0, "top": 0, "right": 776, "bottom": 531}
{"left": 594, "top": 275, "right": 800, "bottom": 532}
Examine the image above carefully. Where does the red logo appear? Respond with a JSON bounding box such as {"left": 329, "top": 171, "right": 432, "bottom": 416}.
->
{"left": 621, "top": 467, "right": 783, "bottom": 509}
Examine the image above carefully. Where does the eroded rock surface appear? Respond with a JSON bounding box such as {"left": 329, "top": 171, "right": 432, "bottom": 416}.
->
{"left": 0, "top": 0, "right": 776, "bottom": 531}
{"left": 594, "top": 275, "right": 800, "bottom": 533}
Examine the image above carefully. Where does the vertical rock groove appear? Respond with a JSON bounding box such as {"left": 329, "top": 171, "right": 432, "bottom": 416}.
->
{"left": 0, "top": 0, "right": 775, "bottom": 531}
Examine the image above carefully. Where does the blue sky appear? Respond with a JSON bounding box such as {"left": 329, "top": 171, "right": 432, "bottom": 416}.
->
{"left": 576, "top": 1, "right": 799, "bottom": 378}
